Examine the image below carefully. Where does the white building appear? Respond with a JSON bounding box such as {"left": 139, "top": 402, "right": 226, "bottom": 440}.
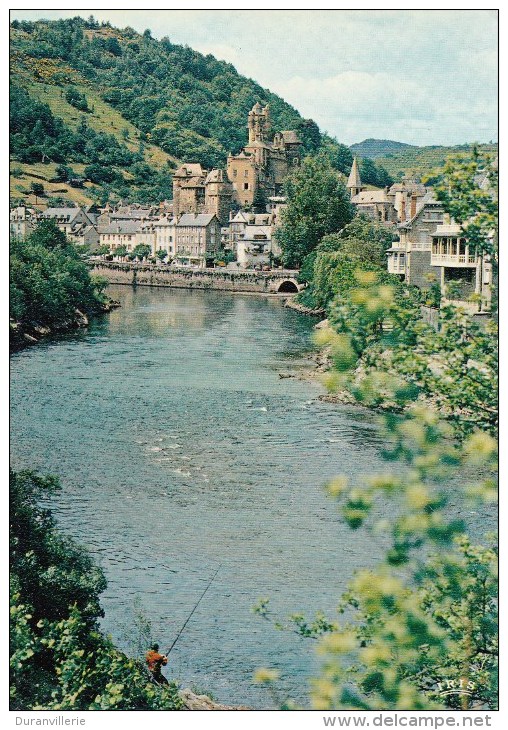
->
{"left": 153, "top": 216, "right": 174, "bottom": 257}
{"left": 10, "top": 206, "right": 37, "bottom": 239}
{"left": 98, "top": 220, "right": 140, "bottom": 253}
{"left": 431, "top": 223, "right": 492, "bottom": 313}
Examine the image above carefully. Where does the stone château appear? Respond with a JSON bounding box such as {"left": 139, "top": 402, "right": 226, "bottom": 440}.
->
{"left": 172, "top": 103, "right": 302, "bottom": 224}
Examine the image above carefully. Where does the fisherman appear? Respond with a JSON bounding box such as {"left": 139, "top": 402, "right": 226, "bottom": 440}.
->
{"left": 145, "top": 643, "right": 169, "bottom": 686}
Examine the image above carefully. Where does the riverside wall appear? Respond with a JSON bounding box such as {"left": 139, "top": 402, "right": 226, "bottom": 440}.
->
{"left": 90, "top": 262, "right": 302, "bottom": 294}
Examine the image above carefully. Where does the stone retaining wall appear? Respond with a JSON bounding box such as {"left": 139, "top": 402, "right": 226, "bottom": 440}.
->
{"left": 90, "top": 263, "right": 301, "bottom": 294}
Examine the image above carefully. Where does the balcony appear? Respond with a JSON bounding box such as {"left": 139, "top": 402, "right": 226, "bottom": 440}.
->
{"left": 431, "top": 233, "right": 477, "bottom": 268}
{"left": 431, "top": 253, "right": 477, "bottom": 266}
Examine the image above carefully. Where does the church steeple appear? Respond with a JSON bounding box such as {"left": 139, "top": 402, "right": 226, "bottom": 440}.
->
{"left": 347, "top": 157, "right": 364, "bottom": 198}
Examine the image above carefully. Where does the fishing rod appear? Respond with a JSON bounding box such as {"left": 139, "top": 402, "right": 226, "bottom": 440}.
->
{"left": 165, "top": 563, "right": 222, "bottom": 657}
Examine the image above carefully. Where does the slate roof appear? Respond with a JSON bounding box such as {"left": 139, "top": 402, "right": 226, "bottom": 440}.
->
{"left": 98, "top": 220, "right": 141, "bottom": 235}
{"left": 42, "top": 207, "right": 81, "bottom": 222}
{"left": 347, "top": 158, "right": 362, "bottom": 189}
{"left": 174, "top": 213, "right": 218, "bottom": 227}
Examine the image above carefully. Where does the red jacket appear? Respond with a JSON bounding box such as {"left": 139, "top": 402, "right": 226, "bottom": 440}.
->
{"left": 146, "top": 650, "right": 168, "bottom": 674}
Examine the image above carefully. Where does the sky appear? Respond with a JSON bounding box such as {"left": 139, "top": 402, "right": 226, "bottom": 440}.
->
{"left": 10, "top": 8, "right": 498, "bottom": 147}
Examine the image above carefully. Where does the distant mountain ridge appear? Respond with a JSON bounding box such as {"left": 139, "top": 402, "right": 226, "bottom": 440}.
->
{"left": 349, "top": 139, "right": 419, "bottom": 159}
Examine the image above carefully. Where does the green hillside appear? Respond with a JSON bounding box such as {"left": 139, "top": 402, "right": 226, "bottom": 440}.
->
{"left": 374, "top": 143, "right": 498, "bottom": 181}
{"left": 349, "top": 138, "right": 418, "bottom": 159}
{"left": 10, "top": 16, "right": 351, "bottom": 207}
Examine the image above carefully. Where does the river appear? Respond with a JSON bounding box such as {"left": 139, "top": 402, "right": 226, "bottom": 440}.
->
{"left": 9, "top": 285, "right": 436, "bottom": 707}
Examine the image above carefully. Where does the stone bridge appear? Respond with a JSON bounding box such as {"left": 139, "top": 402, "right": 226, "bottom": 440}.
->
{"left": 89, "top": 262, "right": 303, "bottom": 295}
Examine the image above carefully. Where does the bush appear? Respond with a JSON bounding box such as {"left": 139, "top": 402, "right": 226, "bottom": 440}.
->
{"left": 10, "top": 469, "right": 183, "bottom": 710}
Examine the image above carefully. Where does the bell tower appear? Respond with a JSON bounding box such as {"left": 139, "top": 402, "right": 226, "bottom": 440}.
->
{"left": 248, "top": 102, "right": 270, "bottom": 143}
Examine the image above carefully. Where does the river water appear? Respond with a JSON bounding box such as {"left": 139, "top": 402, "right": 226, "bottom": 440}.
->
{"left": 9, "top": 285, "right": 459, "bottom": 708}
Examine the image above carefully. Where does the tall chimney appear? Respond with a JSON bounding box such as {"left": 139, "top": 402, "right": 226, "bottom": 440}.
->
{"left": 400, "top": 198, "right": 406, "bottom": 221}
{"left": 410, "top": 193, "right": 417, "bottom": 219}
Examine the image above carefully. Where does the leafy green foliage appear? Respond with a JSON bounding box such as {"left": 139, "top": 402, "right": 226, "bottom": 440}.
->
{"left": 319, "top": 274, "right": 497, "bottom": 436}
{"left": 10, "top": 469, "right": 183, "bottom": 710}
{"left": 30, "top": 182, "right": 45, "bottom": 197}
{"left": 308, "top": 268, "right": 498, "bottom": 708}
{"left": 10, "top": 17, "right": 351, "bottom": 201}
{"left": 311, "top": 405, "right": 497, "bottom": 711}
{"left": 257, "top": 151, "right": 497, "bottom": 710}
{"left": 10, "top": 219, "right": 106, "bottom": 329}
{"left": 433, "top": 151, "right": 498, "bottom": 260}
{"left": 275, "top": 156, "right": 354, "bottom": 268}
{"left": 65, "top": 86, "right": 89, "bottom": 112}
{"left": 359, "top": 157, "right": 394, "bottom": 188}
{"left": 132, "top": 244, "right": 151, "bottom": 259}
{"left": 299, "top": 215, "right": 399, "bottom": 307}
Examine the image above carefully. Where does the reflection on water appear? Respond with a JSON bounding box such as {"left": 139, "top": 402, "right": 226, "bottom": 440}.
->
{"left": 10, "top": 286, "right": 401, "bottom": 708}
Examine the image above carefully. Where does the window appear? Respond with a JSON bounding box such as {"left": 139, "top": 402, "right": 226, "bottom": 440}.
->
{"left": 233, "top": 169, "right": 237, "bottom": 178}
{"left": 244, "top": 183, "right": 249, "bottom": 190}
{"left": 244, "top": 170, "right": 249, "bottom": 178}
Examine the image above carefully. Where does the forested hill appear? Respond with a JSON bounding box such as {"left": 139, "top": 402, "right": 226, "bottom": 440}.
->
{"left": 349, "top": 139, "right": 418, "bottom": 159}
{"left": 10, "top": 16, "right": 351, "bottom": 206}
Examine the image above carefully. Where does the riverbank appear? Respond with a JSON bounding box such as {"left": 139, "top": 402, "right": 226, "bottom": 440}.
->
{"left": 179, "top": 688, "right": 249, "bottom": 710}
{"left": 9, "top": 299, "right": 120, "bottom": 351}
{"left": 283, "top": 296, "right": 325, "bottom": 316}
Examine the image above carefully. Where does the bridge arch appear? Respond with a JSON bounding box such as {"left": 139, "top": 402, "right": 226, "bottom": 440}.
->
{"left": 277, "top": 280, "right": 299, "bottom": 293}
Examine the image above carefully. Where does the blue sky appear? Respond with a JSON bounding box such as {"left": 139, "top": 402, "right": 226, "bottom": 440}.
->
{"left": 10, "top": 9, "right": 498, "bottom": 146}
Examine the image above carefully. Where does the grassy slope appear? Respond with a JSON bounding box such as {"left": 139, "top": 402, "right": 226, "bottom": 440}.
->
{"left": 10, "top": 161, "right": 98, "bottom": 208}
{"left": 11, "top": 30, "right": 177, "bottom": 206}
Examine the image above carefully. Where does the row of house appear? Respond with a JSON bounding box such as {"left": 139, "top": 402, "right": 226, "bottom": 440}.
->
{"left": 10, "top": 204, "right": 100, "bottom": 246}
{"left": 11, "top": 199, "right": 286, "bottom": 269}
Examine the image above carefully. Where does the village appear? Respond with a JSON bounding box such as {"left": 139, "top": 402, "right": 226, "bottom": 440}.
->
{"left": 9, "top": 9, "right": 498, "bottom": 716}
{"left": 10, "top": 102, "right": 494, "bottom": 315}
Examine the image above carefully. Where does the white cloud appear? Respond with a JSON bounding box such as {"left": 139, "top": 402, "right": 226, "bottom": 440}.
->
{"left": 10, "top": 8, "right": 498, "bottom": 145}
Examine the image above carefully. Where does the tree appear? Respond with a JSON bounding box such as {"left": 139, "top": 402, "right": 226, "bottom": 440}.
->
{"left": 30, "top": 182, "right": 45, "bottom": 198}
{"left": 114, "top": 245, "right": 128, "bottom": 258}
{"left": 433, "top": 151, "right": 498, "bottom": 260}
{"left": 360, "top": 157, "right": 394, "bottom": 188}
{"left": 320, "top": 138, "right": 353, "bottom": 174}
{"left": 275, "top": 156, "right": 354, "bottom": 268}
{"left": 95, "top": 244, "right": 110, "bottom": 256}
{"left": 54, "top": 164, "right": 73, "bottom": 182}
{"left": 28, "top": 219, "right": 68, "bottom": 250}
{"left": 295, "top": 118, "right": 322, "bottom": 153}
{"left": 132, "top": 244, "right": 151, "bottom": 259}
{"left": 10, "top": 470, "right": 183, "bottom": 710}
{"left": 65, "top": 86, "right": 89, "bottom": 112}
{"left": 256, "top": 275, "right": 497, "bottom": 710}
{"left": 10, "top": 221, "right": 106, "bottom": 335}
{"left": 298, "top": 216, "right": 397, "bottom": 306}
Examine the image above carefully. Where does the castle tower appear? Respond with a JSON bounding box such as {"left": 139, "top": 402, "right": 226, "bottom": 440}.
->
{"left": 347, "top": 157, "right": 365, "bottom": 198}
{"left": 248, "top": 102, "right": 270, "bottom": 143}
{"left": 172, "top": 164, "right": 207, "bottom": 217}
{"left": 204, "top": 169, "right": 234, "bottom": 225}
